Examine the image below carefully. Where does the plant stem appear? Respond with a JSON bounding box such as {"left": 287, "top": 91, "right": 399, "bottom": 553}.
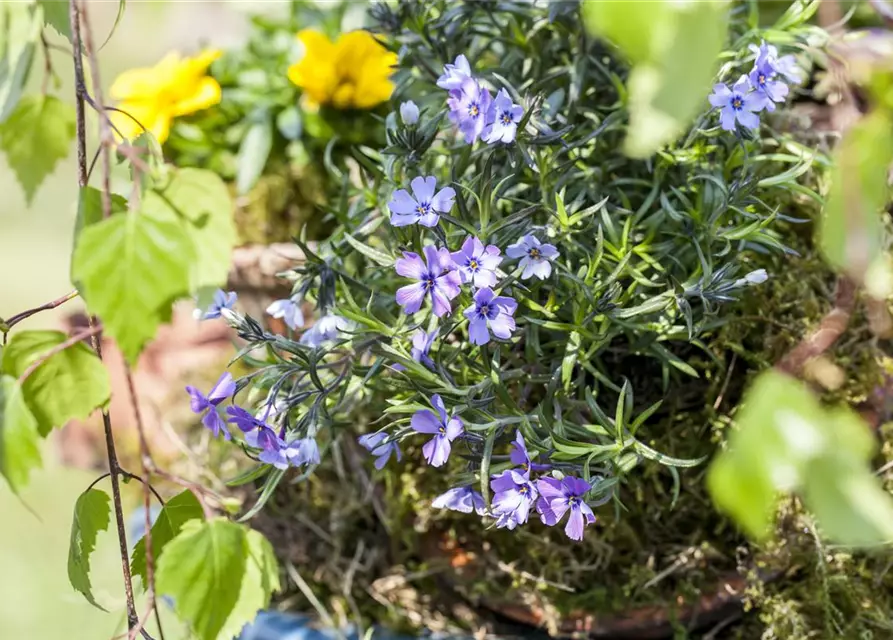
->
{"left": 3, "top": 290, "right": 79, "bottom": 332}
{"left": 68, "top": 1, "right": 143, "bottom": 635}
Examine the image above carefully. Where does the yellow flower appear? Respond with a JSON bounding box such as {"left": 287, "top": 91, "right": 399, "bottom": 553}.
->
{"left": 287, "top": 29, "right": 397, "bottom": 110}
{"left": 109, "top": 49, "right": 222, "bottom": 143}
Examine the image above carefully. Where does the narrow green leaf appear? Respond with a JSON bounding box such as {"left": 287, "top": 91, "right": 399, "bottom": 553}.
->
{"left": 236, "top": 110, "right": 273, "bottom": 195}
{"left": 141, "top": 168, "right": 236, "bottom": 293}
{"left": 67, "top": 488, "right": 111, "bottom": 611}
{"left": 131, "top": 490, "right": 204, "bottom": 586}
{"left": 480, "top": 428, "right": 496, "bottom": 508}
{"left": 0, "top": 95, "right": 75, "bottom": 204}
{"left": 632, "top": 439, "right": 707, "bottom": 468}
{"left": 344, "top": 233, "right": 395, "bottom": 267}
{"left": 2, "top": 330, "right": 110, "bottom": 436}
{"left": 0, "top": 375, "right": 42, "bottom": 492}
{"left": 561, "top": 330, "right": 580, "bottom": 391}
{"left": 0, "top": 2, "right": 40, "bottom": 122}
{"left": 72, "top": 209, "right": 194, "bottom": 364}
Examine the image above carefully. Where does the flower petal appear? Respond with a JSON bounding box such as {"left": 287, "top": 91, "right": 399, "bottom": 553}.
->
{"left": 445, "top": 417, "right": 463, "bottom": 440}
{"left": 431, "top": 186, "right": 456, "bottom": 213}
{"left": 411, "top": 175, "right": 437, "bottom": 203}
{"left": 424, "top": 435, "right": 451, "bottom": 467}
{"left": 388, "top": 188, "right": 417, "bottom": 215}
{"left": 390, "top": 212, "right": 420, "bottom": 227}
{"left": 431, "top": 394, "right": 448, "bottom": 424}
{"left": 396, "top": 283, "right": 427, "bottom": 314}
{"left": 185, "top": 386, "right": 210, "bottom": 413}
{"left": 411, "top": 409, "right": 442, "bottom": 434}
{"left": 207, "top": 372, "right": 235, "bottom": 404}
{"left": 468, "top": 318, "right": 490, "bottom": 345}
{"left": 395, "top": 252, "right": 427, "bottom": 279}
{"left": 565, "top": 507, "right": 586, "bottom": 540}
{"left": 489, "top": 311, "right": 516, "bottom": 339}
{"left": 537, "top": 477, "right": 565, "bottom": 500}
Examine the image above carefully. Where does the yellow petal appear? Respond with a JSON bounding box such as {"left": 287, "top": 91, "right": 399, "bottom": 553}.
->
{"left": 334, "top": 31, "right": 396, "bottom": 109}
{"left": 171, "top": 76, "right": 221, "bottom": 117}
{"left": 109, "top": 52, "right": 180, "bottom": 101}
{"left": 288, "top": 30, "right": 338, "bottom": 104}
{"left": 110, "top": 100, "right": 171, "bottom": 143}
{"left": 332, "top": 83, "right": 356, "bottom": 109}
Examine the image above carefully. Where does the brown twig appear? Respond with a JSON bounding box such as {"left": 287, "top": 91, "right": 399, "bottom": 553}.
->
{"left": 69, "top": 1, "right": 143, "bottom": 635}
{"left": 16, "top": 324, "right": 102, "bottom": 385}
{"left": 776, "top": 278, "right": 857, "bottom": 376}
{"left": 40, "top": 32, "right": 55, "bottom": 95}
{"left": 4, "top": 290, "right": 79, "bottom": 331}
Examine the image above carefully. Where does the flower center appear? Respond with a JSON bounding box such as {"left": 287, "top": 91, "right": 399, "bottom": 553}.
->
{"left": 731, "top": 96, "right": 743, "bottom": 110}
{"left": 528, "top": 247, "right": 541, "bottom": 259}
{"left": 438, "top": 425, "right": 446, "bottom": 436}
{"left": 500, "top": 110, "right": 513, "bottom": 125}
{"left": 423, "top": 275, "right": 436, "bottom": 290}
{"left": 415, "top": 202, "right": 431, "bottom": 216}
{"left": 479, "top": 304, "right": 490, "bottom": 317}
{"left": 519, "top": 485, "right": 528, "bottom": 495}
{"left": 468, "top": 103, "right": 480, "bottom": 118}
{"left": 568, "top": 495, "right": 580, "bottom": 508}
{"left": 757, "top": 74, "right": 766, "bottom": 86}
{"left": 467, "top": 258, "right": 479, "bottom": 271}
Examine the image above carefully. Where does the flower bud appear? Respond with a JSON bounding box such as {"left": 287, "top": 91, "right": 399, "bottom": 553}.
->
{"left": 400, "top": 100, "right": 419, "bottom": 125}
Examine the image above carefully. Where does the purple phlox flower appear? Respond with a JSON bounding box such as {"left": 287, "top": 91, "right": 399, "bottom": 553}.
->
{"left": 748, "top": 43, "right": 789, "bottom": 112}
{"left": 300, "top": 314, "right": 354, "bottom": 348}
{"left": 400, "top": 100, "right": 419, "bottom": 125}
{"left": 447, "top": 77, "right": 493, "bottom": 144}
{"left": 494, "top": 511, "right": 521, "bottom": 530}
{"left": 510, "top": 431, "right": 550, "bottom": 473}
{"left": 490, "top": 469, "right": 538, "bottom": 526}
{"left": 506, "top": 234, "right": 559, "bottom": 280}
{"left": 535, "top": 476, "right": 596, "bottom": 541}
{"left": 436, "top": 54, "right": 472, "bottom": 90}
{"left": 464, "top": 287, "right": 517, "bottom": 346}
{"left": 285, "top": 437, "right": 320, "bottom": 467}
{"left": 392, "top": 327, "right": 438, "bottom": 372}
{"left": 186, "top": 372, "right": 235, "bottom": 440}
{"left": 226, "top": 406, "right": 289, "bottom": 467}
{"left": 483, "top": 89, "right": 524, "bottom": 144}
{"left": 389, "top": 176, "right": 456, "bottom": 228}
{"left": 200, "top": 289, "right": 237, "bottom": 320}
{"left": 708, "top": 76, "right": 762, "bottom": 131}
{"left": 411, "top": 394, "right": 463, "bottom": 467}
{"left": 358, "top": 432, "right": 403, "bottom": 470}
{"left": 266, "top": 297, "right": 304, "bottom": 331}
{"left": 396, "top": 246, "right": 461, "bottom": 317}
{"left": 450, "top": 236, "right": 502, "bottom": 288}
{"left": 432, "top": 486, "right": 487, "bottom": 515}
{"left": 748, "top": 41, "right": 803, "bottom": 84}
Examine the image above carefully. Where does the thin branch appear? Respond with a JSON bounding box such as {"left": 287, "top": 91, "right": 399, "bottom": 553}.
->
{"left": 40, "top": 32, "right": 55, "bottom": 95}
{"left": 69, "top": 0, "right": 140, "bottom": 632}
{"left": 17, "top": 325, "right": 102, "bottom": 385}
{"left": 776, "top": 278, "right": 856, "bottom": 376}
{"left": 4, "top": 290, "right": 79, "bottom": 330}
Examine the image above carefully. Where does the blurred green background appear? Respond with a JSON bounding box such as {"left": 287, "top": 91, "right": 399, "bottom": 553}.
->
{"left": 0, "top": 3, "right": 269, "bottom": 638}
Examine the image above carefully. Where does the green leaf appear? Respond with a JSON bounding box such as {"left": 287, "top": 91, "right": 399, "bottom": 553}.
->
{"left": 71, "top": 186, "right": 128, "bottom": 282}
{"left": 72, "top": 209, "right": 194, "bottom": 364}
{"left": 582, "top": 0, "right": 729, "bottom": 158}
{"left": 38, "top": 0, "right": 71, "bottom": 39}
{"left": 821, "top": 110, "right": 893, "bottom": 298}
{"left": 67, "top": 488, "right": 111, "bottom": 611}
{"left": 131, "top": 489, "right": 204, "bottom": 586}
{"left": 707, "top": 371, "right": 893, "bottom": 546}
{"left": 344, "top": 233, "right": 395, "bottom": 267}
{"left": 2, "top": 330, "right": 110, "bottom": 437}
{"left": 157, "top": 518, "right": 279, "bottom": 640}
{"left": 236, "top": 110, "right": 273, "bottom": 195}
{"left": 0, "top": 375, "right": 42, "bottom": 492}
{"left": 141, "top": 168, "right": 236, "bottom": 292}
{"left": 0, "top": 2, "right": 40, "bottom": 122}
{"left": 0, "top": 95, "right": 75, "bottom": 204}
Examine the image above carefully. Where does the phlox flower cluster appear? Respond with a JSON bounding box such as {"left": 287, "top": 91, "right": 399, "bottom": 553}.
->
{"left": 438, "top": 54, "right": 524, "bottom": 145}
{"left": 708, "top": 41, "right": 801, "bottom": 132}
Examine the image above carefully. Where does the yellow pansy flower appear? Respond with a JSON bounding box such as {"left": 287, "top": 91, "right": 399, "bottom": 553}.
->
{"left": 287, "top": 29, "right": 397, "bottom": 110}
{"left": 109, "top": 49, "right": 222, "bottom": 143}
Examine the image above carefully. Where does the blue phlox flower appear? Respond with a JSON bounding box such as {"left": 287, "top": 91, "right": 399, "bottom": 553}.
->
{"left": 510, "top": 431, "right": 550, "bottom": 473}
{"left": 748, "top": 41, "right": 803, "bottom": 84}
{"left": 436, "top": 54, "right": 472, "bottom": 90}
{"left": 535, "top": 476, "right": 596, "bottom": 541}
{"left": 388, "top": 176, "right": 456, "bottom": 227}
{"left": 447, "top": 77, "right": 493, "bottom": 144}
{"left": 490, "top": 469, "right": 538, "bottom": 526}
{"left": 708, "top": 77, "right": 762, "bottom": 131}
{"left": 300, "top": 314, "right": 354, "bottom": 348}
{"left": 396, "top": 246, "right": 461, "bottom": 317}
{"left": 464, "top": 287, "right": 517, "bottom": 346}
{"left": 506, "top": 234, "right": 559, "bottom": 280}
{"left": 483, "top": 89, "right": 524, "bottom": 144}
{"left": 285, "top": 437, "right": 320, "bottom": 467}
{"left": 266, "top": 297, "right": 304, "bottom": 331}
{"left": 748, "top": 43, "right": 789, "bottom": 112}
{"left": 432, "top": 486, "right": 487, "bottom": 515}
{"left": 494, "top": 511, "right": 521, "bottom": 530}
{"left": 411, "top": 394, "right": 464, "bottom": 467}
{"left": 358, "top": 432, "right": 403, "bottom": 469}
{"left": 400, "top": 100, "right": 420, "bottom": 125}
{"left": 186, "top": 372, "right": 235, "bottom": 439}
{"left": 410, "top": 327, "right": 438, "bottom": 368}
{"left": 200, "top": 289, "right": 237, "bottom": 320}
{"left": 450, "top": 236, "right": 502, "bottom": 288}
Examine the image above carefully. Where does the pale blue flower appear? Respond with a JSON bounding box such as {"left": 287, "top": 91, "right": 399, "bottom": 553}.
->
{"left": 201, "top": 289, "right": 237, "bottom": 320}
{"left": 506, "top": 234, "right": 559, "bottom": 280}
{"left": 708, "top": 77, "right": 761, "bottom": 131}
{"left": 400, "top": 100, "right": 419, "bottom": 125}
{"left": 388, "top": 176, "right": 456, "bottom": 227}
{"left": 266, "top": 297, "right": 304, "bottom": 330}
{"left": 436, "top": 54, "right": 472, "bottom": 90}
{"left": 483, "top": 89, "right": 523, "bottom": 144}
